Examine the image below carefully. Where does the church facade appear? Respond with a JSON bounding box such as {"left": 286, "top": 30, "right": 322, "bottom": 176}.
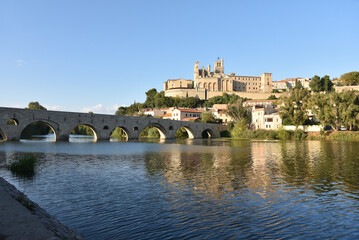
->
{"left": 164, "top": 59, "right": 272, "bottom": 94}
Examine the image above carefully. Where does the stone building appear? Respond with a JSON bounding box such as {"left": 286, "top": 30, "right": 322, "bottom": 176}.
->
{"left": 193, "top": 58, "right": 273, "bottom": 93}
{"left": 272, "top": 77, "right": 311, "bottom": 91}
{"left": 163, "top": 58, "right": 273, "bottom": 94}
{"left": 163, "top": 79, "right": 193, "bottom": 91}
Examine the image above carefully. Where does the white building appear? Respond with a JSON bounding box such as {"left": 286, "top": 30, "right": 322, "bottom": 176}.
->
{"left": 251, "top": 105, "right": 282, "bottom": 130}
{"left": 143, "top": 108, "right": 172, "bottom": 117}
{"left": 272, "top": 77, "right": 311, "bottom": 91}
{"left": 171, "top": 109, "right": 202, "bottom": 121}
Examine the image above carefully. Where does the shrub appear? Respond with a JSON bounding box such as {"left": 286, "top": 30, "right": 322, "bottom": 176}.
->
{"left": 277, "top": 128, "right": 292, "bottom": 140}
{"left": 9, "top": 153, "right": 37, "bottom": 176}
{"left": 148, "top": 127, "right": 160, "bottom": 138}
{"left": 294, "top": 129, "right": 306, "bottom": 140}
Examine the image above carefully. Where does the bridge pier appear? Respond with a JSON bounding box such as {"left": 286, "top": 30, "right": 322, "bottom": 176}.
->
{"left": 56, "top": 134, "right": 69, "bottom": 141}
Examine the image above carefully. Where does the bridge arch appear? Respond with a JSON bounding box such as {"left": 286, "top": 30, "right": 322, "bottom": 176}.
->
{"left": 175, "top": 126, "right": 195, "bottom": 139}
{"left": 0, "top": 128, "right": 7, "bottom": 142}
{"left": 7, "top": 118, "right": 19, "bottom": 125}
{"left": 69, "top": 124, "right": 98, "bottom": 142}
{"left": 110, "top": 126, "right": 130, "bottom": 141}
{"left": 201, "top": 129, "right": 214, "bottom": 139}
{"left": 20, "top": 120, "right": 57, "bottom": 141}
{"left": 140, "top": 123, "right": 167, "bottom": 139}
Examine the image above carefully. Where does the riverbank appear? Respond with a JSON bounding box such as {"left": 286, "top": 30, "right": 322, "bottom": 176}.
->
{"left": 229, "top": 127, "right": 359, "bottom": 141}
{"left": 0, "top": 177, "right": 82, "bottom": 240}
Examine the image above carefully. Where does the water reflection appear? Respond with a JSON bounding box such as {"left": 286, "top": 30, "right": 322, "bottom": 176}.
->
{"left": 1, "top": 139, "right": 359, "bottom": 239}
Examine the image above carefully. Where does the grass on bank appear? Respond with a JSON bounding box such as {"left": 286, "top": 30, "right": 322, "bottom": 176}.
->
{"left": 227, "top": 121, "right": 359, "bottom": 141}
{"left": 228, "top": 120, "right": 306, "bottom": 140}
{"left": 9, "top": 153, "right": 38, "bottom": 176}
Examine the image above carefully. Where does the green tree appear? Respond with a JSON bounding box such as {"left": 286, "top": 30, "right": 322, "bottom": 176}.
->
{"left": 339, "top": 91, "right": 359, "bottom": 130}
{"left": 309, "top": 92, "right": 348, "bottom": 131}
{"left": 322, "top": 75, "right": 334, "bottom": 92}
{"left": 26, "top": 101, "right": 47, "bottom": 110}
{"left": 144, "top": 88, "right": 158, "bottom": 108}
{"left": 267, "top": 95, "right": 277, "bottom": 100}
{"left": 340, "top": 71, "right": 359, "bottom": 86}
{"left": 201, "top": 111, "right": 217, "bottom": 123}
{"left": 294, "top": 79, "right": 303, "bottom": 89}
{"left": 309, "top": 75, "right": 333, "bottom": 92}
{"left": 115, "top": 106, "right": 127, "bottom": 116}
{"left": 309, "top": 75, "right": 323, "bottom": 92}
{"left": 280, "top": 88, "right": 310, "bottom": 129}
{"left": 226, "top": 99, "right": 250, "bottom": 127}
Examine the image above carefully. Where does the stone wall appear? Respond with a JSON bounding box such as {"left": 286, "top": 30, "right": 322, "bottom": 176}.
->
{"left": 335, "top": 86, "right": 359, "bottom": 92}
{"left": 164, "top": 88, "right": 282, "bottom": 100}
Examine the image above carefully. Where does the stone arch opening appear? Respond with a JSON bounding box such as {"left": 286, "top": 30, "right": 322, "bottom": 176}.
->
{"left": 0, "top": 128, "right": 6, "bottom": 142}
{"left": 208, "top": 83, "right": 212, "bottom": 91}
{"left": 198, "top": 83, "right": 202, "bottom": 88}
{"left": 213, "top": 83, "right": 217, "bottom": 91}
{"left": 20, "top": 121, "right": 56, "bottom": 142}
{"left": 110, "top": 126, "right": 130, "bottom": 141}
{"left": 175, "top": 126, "right": 194, "bottom": 139}
{"left": 201, "top": 129, "right": 214, "bottom": 139}
{"left": 7, "top": 118, "right": 19, "bottom": 125}
{"left": 140, "top": 124, "right": 167, "bottom": 139}
{"left": 70, "top": 124, "right": 98, "bottom": 142}
{"left": 204, "top": 83, "right": 207, "bottom": 89}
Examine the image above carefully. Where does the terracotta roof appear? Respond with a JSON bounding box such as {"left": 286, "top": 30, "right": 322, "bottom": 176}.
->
{"left": 162, "top": 113, "right": 172, "bottom": 118}
{"left": 182, "top": 117, "right": 199, "bottom": 121}
{"left": 274, "top": 77, "right": 303, "bottom": 83}
{"left": 244, "top": 100, "right": 276, "bottom": 103}
{"left": 175, "top": 109, "right": 201, "bottom": 113}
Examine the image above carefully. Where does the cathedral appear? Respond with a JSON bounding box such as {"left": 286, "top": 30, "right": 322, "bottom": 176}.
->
{"left": 164, "top": 58, "right": 272, "bottom": 94}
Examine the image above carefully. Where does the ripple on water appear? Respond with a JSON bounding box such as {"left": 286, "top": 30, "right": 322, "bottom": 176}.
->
{"left": 1, "top": 140, "right": 359, "bottom": 239}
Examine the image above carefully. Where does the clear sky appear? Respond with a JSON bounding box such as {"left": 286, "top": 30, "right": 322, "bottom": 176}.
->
{"left": 1, "top": 0, "right": 358, "bottom": 113}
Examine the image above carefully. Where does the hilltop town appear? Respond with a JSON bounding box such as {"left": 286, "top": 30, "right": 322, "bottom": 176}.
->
{"left": 115, "top": 59, "right": 359, "bottom": 136}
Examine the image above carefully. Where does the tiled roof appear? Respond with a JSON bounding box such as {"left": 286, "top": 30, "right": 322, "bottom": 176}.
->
{"left": 182, "top": 117, "right": 199, "bottom": 121}
{"left": 176, "top": 109, "right": 202, "bottom": 113}
{"left": 162, "top": 113, "right": 172, "bottom": 118}
{"left": 244, "top": 100, "right": 276, "bottom": 103}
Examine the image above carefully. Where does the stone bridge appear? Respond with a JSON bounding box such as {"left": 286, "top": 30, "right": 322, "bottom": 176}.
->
{"left": 0, "top": 107, "right": 227, "bottom": 141}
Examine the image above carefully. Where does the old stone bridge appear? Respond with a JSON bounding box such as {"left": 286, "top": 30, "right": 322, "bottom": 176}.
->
{"left": 0, "top": 107, "right": 226, "bottom": 141}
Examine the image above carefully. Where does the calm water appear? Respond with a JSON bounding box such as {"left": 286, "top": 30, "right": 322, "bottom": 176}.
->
{"left": 1, "top": 138, "right": 359, "bottom": 239}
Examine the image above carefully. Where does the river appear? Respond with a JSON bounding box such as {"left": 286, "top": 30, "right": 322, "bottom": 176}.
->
{"left": 1, "top": 137, "right": 359, "bottom": 239}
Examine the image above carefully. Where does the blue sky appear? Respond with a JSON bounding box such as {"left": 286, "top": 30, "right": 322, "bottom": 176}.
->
{"left": 1, "top": 0, "right": 358, "bottom": 113}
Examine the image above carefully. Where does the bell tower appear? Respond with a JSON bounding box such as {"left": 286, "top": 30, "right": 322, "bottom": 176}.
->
{"left": 194, "top": 61, "right": 200, "bottom": 87}
{"left": 214, "top": 58, "right": 224, "bottom": 74}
